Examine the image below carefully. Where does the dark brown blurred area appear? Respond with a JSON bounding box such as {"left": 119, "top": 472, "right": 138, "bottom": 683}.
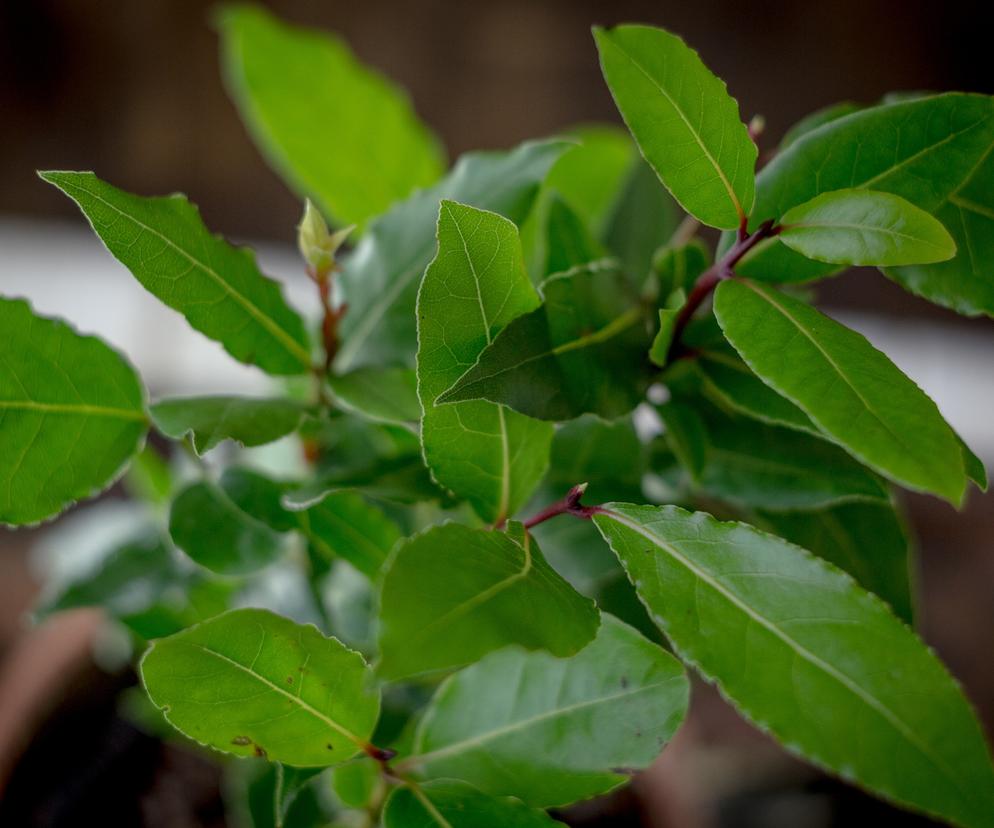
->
{"left": 2, "top": 2, "right": 993, "bottom": 826}
{"left": 3, "top": 0, "right": 993, "bottom": 244}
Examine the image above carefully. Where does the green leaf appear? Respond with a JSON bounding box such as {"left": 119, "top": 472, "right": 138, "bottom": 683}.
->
{"left": 41, "top": 171, "right": 312, "bottom": 375}
{"left": 0, "top": 297, "right": 147, "bottom": 526}
{"left": 417, "top": 201, "right": 553, "bottom": 522}
{"left": 779, "top": 101, "right": 861, "bottom": 150}
{"left": 290, "top": 489, "right": 402, "bottom": 579}
{"left": 327, "top": 366, "right": 420, "bottom": 425}
{"left": 658, "top": 399, "right": 890, "bottom": 511}
{"left": 779, "top": 189, "right": 956, "bottom": 266}
{"left": 141, "top": 608, "right": 380, "bottom": 766}
{"left": 406, "top": 615, "right": 688, "bottom": 808}
{"left": 383, "top": 780, "right": 561, "bottom": 827}
{"left": 594, "top": 24, "right": 756, "bottom": 230}
{"left": 150, "top": 396, "right": 304, "bottom": 454}
{"left": 544, "top": 126, "right": 635, "bottom": 231}
{"left": 218, "top": 5, "right": 444, "bottom": 229}
{"left": 545, "top": 414, "right": 645, "bottom": 502}
{"left": 601, "top": 158, "right": 682, "bottom": 280}
{"left": 169, "top": 477, "right": 287, "bottom": 575}
{"left": 336, "top": 140, "right": 567, "bottom": 370}
{"left": 657, "top": 400, "right": 707, "bottom": 483}
{"left": 739, "top": 93, "right": 994, "bottom": 316}
{"left": 959, "top": 434, "right": 988, "bottom": 492}
{"left": 437, "top": 262, "right": 652, "bottom": 421}
{"left": 693, "top": 343, "right": 818, "bottom": 435}
{"left": 653, "top": 239, "right": 711, "bottom": 298}
{"left": 377, "top": 522, "right": 599, "bottom": 680}
{"left": 649, "top": 289, "right": 687, "bottom": 367}
{"left": 124, "top": 445, "right": 174, "bottom": 506}
{"left": 714, "top": 280, "right": 966, "bottom": 503}
{"left": 758, "top": 501, "right": 914, "bottom": 623}
{"left": 542, "top": 194, "right": 606, "bottom": 276}
{"left": 531, "top": 516, "right": 658, "bottom": 642}
{"left": 593, "top": 503, "right": 994, "bottom": 828}
{"left": 221, "top": 467, "right": 299, "bottom": 532}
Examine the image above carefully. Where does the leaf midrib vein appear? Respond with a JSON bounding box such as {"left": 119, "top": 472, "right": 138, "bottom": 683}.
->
{"left": 610, "top": 37, "right": 742, "bottom": 220}
{"left": 188, "top": 642, "right": 363, "bottom": 747}
{"left": 603, "top": 509, "right": 963, "bottom": 790}
{"left": 63, "top": 178, "right": 311, "bottom": 368}
{"left": 0, "top": 399, "right": 145, "bottom": 421}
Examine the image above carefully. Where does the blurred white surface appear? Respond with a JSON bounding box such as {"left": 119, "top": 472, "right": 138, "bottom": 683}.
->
{"left": 2, "top": 218, "right": 992, "bottom": 465}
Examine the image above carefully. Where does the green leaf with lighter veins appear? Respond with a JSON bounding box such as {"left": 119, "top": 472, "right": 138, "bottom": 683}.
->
{"left": 736, "top": 93, "right": 994, "bottom": 316}
{"left": 141, "top": 608, "right": 380, "bottom": 767}
{"left": 779, "top": 189, "right": 955, "bottom": 266}
{"left": 289, "top": 489, "right": 401, "bottom": 579}
{"left": 41, "top": 171, "right": 312, "bottom": 375}
{"left": 0, "top": 297, "right": 147, "bottom": 526}
{"left": 150, "top": 396, "right": 304, "bottom": 454}
{"left": 327, "top": 366, "right": 420, "bottom": 425}
{"left": 417, "top": 201, "right": 553, "bottom": 523}
{"left": 218, "top": 5, "right": 444, "bottom": 229}
{"left": 336, "top": 140, "right": 567, "bottom": 370}
{"left": 407, "top": 615, "right": 687, "bottom": 808}
{"left": 383, "top": 780, "right": 561, "bottom": 827}
{"left": 714, "top": 280, "right": 966, "bottom": 504}
{"left": 593, "top": 503, "right": 994, "bottom": 828}
{"left": 169, "top": 474, "right": 288, "bottom": 575}
{"left": 437, "top": 262, "right": 652, "bottom": 421}
{"left": 758, "top": 500, "right": 914, "bottom": 623}
{"left": 594, "top": 24, "right": 756, "bottom": 229}
{"left": 377, "top": 522, "right": 598, "bottom": 681}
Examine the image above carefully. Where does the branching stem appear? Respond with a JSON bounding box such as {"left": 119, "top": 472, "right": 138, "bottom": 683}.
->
{"left": 668, "top": 218, "right": 779, "bottom": 354}
{"left": 522, "top": 483, "right": 606, "bottom": 530}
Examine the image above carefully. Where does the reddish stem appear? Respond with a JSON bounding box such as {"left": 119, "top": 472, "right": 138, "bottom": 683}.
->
{"left": 523, "top": 483, "right": 605, "bottom": 530}
{"left": 668, "top": 218, "right": 778, "bottom": 354}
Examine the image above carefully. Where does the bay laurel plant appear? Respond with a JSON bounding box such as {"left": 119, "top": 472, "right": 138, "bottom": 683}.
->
{"left": 4, "top": 6, "right": 994, "bottom": 826}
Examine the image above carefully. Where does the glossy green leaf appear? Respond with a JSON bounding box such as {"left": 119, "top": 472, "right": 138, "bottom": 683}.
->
{"left": 779, "top": 101, "right": 861, "bottom": 150}
{"left": 676, "top": 400, "right": 890, "bottom": 511}
{"left": 41, "top": 171, "right": 312, "bottom": 375}
{"left": 739, "top": 94, "right": 994, "bottom": 316}
{"left": 406, "top": 615, "right": 688, "bottom": 807}
{"left": 327, "top": 366, "right": 420, "bottom": 425}
{"left": 959, "top": 434, "right": 988, "bottom": 492}
{"left": 714, "top": 279, "right": 966, "bottom": 503}
{"left": 417, "top": 201, "right": 553, "bottom": 522}
{"left": 336, "top": 140, "right": 567, "bottom": 370}
{"left": 694, "top": 344, "right": 818, "bottom": 435}
{"left": 653, "top": 239, "right": 711, "bottom": 299}
{"left": 657, "top": 400, "right": 707, "bottom": 483}
{"left": 383, "top": 780, "right": 561, "bottom": 827}
{"left": 544, "top": 126, "right": 635, "bottom": 231}
{"left": 169, "top": 477, "right": 287, "bottom": 575}
{"left": 531, "top": 515, "right": 658, "bottom": 642}
{"left": 649, "top": 289, "right": 687, "bottom": 367}
{"left": 594, "top": 24, "right": 756, "bottom": 229}
{"left": 779, "top": 189, "right": 956, "bottom": 266}
{"left": 141, "top": 608, "right": 380, "bottom": 766}
{"left": 290, "top": 489, "right": 401, "bottom": 579}
{"left": 601, "top": 158, "right": 682, "bottom": 280}
{"left": 221, "top": 467, "right": 298, "bottom": 532}
{"left": 377, "top": 522, "right": 598, "bottom": 680}
{"left": 594, "top": 503, "right": 994, "bottom": 827}
{"left": 437, "top": 262, "right": 652, "bottom": 421}
{"left": 218, "top": 5, "right": 444, "bottom": 229}
{"left": 0, "top": 297, "right": 147, "bottom": 526}
{"left": 758, "top": 501, "right": 914, "bottom": 623}
{"left": 150, "top": 396, "right": 303, "bottom": 454}
{"left": 546, "top": 414, "right": 645, "bottom": 502}
{"left": 542, "top": 194, "right": 606, "bottom": 276}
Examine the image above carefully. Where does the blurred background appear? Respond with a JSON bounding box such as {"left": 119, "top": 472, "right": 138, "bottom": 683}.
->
{"left": 1, "top": 1, "right": 993, "bottom": 826}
